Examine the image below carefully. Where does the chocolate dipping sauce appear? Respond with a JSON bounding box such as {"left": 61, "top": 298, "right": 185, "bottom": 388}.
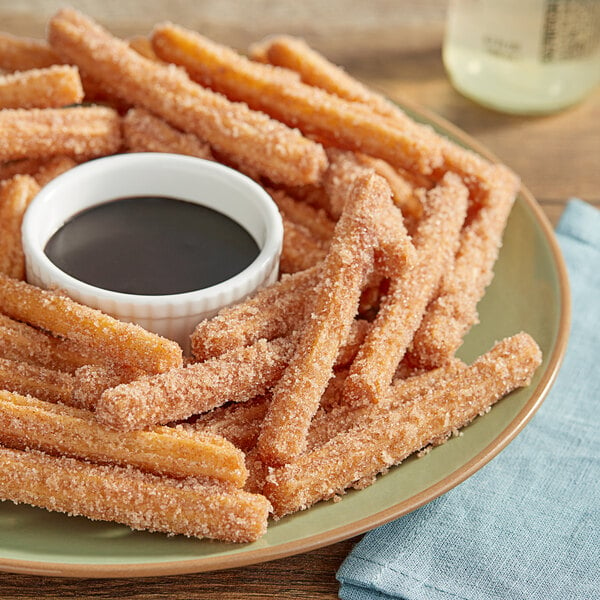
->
{"left": 44, "top": 196, "right": 260, "bottom": 295}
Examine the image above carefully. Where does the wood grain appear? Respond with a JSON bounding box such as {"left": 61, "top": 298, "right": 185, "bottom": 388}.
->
{"left": 0, "top": 4, "right": 598, "bottom": 598}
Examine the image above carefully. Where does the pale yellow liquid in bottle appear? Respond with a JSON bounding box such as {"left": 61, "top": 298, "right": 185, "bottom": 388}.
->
{"left": 443, "top": 0, "right": 600, "bottom": 114}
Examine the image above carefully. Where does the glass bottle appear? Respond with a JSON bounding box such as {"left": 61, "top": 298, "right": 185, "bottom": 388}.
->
{"left": 443, "top": 0, "right": 600, "bottom": 114}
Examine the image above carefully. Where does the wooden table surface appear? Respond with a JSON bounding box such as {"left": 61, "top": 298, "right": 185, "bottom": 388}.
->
{"left": 1, "top": 4, "right": 599, "bottom": 599}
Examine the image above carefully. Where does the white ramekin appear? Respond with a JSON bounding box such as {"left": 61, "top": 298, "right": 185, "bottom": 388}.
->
{"left": 22, "top": 153, "right": 283, "bottom": 351}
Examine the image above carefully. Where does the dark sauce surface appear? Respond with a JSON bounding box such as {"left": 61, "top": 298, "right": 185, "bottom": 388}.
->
{"left": 45, "top": 196, "right": 260, "bottom": 295}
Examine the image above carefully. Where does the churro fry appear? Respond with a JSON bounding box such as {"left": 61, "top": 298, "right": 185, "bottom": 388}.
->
{"left": 32, "top": 155, "right": 77, "bottom": 186}
{"left": 323, "top": 148, "right": 373, "bottom": 219}
{"left": 0, "top": 32, "right": 61, "bottom": 71}
{"left": 0, "top": 390, "right": 247, "bottom": 485}
{"left": 344, "top": 172, "right": 469, "bottom": 404}
{"left": 249, "top": 35, "right": 396, "bottom": 115}
{"left": 0, "top": 65, "right": 83, "bottom": 109}
{"left": 268, "top": 188, "right": 335, "bottom": 245}
{"left": 122, "top": 107, "right": 214, "bottom": 160}
{"left": 48, "top": 9, "right": 327, "bottom": 186}
{"left": 264, "top": 333, "right": 542, "bottom": 517}
{"left": 99, "top": 315, "right": 369, "bottom": 432}
{"left": 0, "top": 313, "right": 90, "bottom": 373}
{"left": 0, "top": 445, "right": 270, "bottom": 542}
{"left": 307, "top": 360, "right": 467, "bottom": 451}
{"left": 96, "top": 337, "right": 295, "bottom": 431}
{"left": 0, "top": 106, "right": 122, "bottom": 162}
{"left": 280, "top": 218, "right": 327, "bottom": 274}
{"left": 0, "top": 174, "right": 39, "bottom": 280}
{"left": 191, "top": 266, "right": 320, "bottom": 361}
{"left": 0, "top": 274, "right": 183, "bottom": 374}
{"left": 190, "top": 395, "right": 270, "bottom": 453}
{"left": 407, "top": 165, "right": 520, "bottom": 368}
{"left": 151, "top": 23, "right": 442, "bottom": 175}
{"left": 71, "top": 364, "right": 144, "bottom": 410}
{"left": 356, "top": 155, "right": 425, "bottom": 220}
{"left": 257, "top": 173, "right": 415, "bottom": 466}
{"left": 0, "top": 358, "right": 75, "bottom": 404}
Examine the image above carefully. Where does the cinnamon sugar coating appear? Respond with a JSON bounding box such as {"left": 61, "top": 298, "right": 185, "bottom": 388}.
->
{"left": 151, "top": 23, "right": 443, "bottom": 175}
{"left": 0, "top": 174, "right": 40, "bottom": 280}
{"left": 264, "top": 333, "right": 542, "bottom": 517}
{"left": 0, "top": 274, "right": 183, "bottom": 374}
{"left": 191, "top": 266, "right": 320, "bottom": 361}
{"left": 344, "top": 172, "right": 469, "bottom": 404}
{"left": 0, "top": 313, "right": 91, "bottom": 374}
{"left": 0, "top": 390, "right": 248, "bottom": 485}
{"left": 257, "top": 173, "right": 415, "bottom": 466}
{"left": 48, "top": 9, "right": 327, "bottom": 187}
{"left": 0, "top": 357, "right": 75, "bottom": 404}
{"left": 32, "top": 155, "right": 77, "bottom": 186}
{"left": 0, "top": 106, "right": 121, "bottom": 162}
{"left": 0, "top": 445, "right": 269, "bottom": 542}
{"left": 0, "top": 33, "right": 61, "bottom": 72}
{"left": 407, "top": 165, "right": 520, "bottom": 367}
{"left": 97, "top": 337, "right": 294, "bottom": 430}
{"left": 0, "top": 65, "right": 83, "bottom": 109}
{"left": 280, "top": 218, "right": 328, "bottom": 274}
{"left": 122, "top": 107, "right": 214, "bottom": 160}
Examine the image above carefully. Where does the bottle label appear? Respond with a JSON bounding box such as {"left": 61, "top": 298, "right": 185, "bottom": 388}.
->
{"left": 447, "top": 0, "right": 600, "bottom": 63}
{"left": 542, "top": 0, "right": 600, "bottom": 61}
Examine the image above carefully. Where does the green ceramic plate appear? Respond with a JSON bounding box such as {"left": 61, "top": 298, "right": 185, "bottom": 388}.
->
{"left": 0, "top": 103, "right": 570, "bottom": 578}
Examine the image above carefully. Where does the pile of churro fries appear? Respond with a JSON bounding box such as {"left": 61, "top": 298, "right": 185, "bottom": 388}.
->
{"left": 0, "top": 9, "right": 542, "bottom": 543}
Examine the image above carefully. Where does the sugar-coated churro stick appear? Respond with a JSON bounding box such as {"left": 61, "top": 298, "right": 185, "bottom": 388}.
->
{"left": 0, "top": 274, "right": 183, "bottom": 374}
{"left": 407, "top": 165, "right": 520, "bottom": 368}
{"left": 0, "top": 174, "right": 40, "bottom": 279}
{"left": 0, "top": 358, "right": 75, "bottom": 404}
{"left": 268, "top": 188, "right": 335, "bottom": 245}
{"left": 258, "top": 173, "right": 415, "bottom": 467}
{"left": 96, "top": 337, "right": 295, "bottom": 431}
{"left": 0, "top": 32, "right": 61, "bottom": 71}
{"left": 323, "top": 148, "right": 373, "bottom": 219}
{"left": 307, "top": 360, "right": 467, "bottom": 451}
{"left": 264, "top": 332, "right": 542, "bottom": 517}
{"left": 151, "top": 23, "right": 442, "bottom": 175}
{"left": 0, "top": 313, "right": 90, "bottom": 373}
{"left": 344, "top": 172, "right": 469, "bottom": 404}
{"left": 48, "top": 9, "right": 327, "bottom": 186}
{"left": 356, "top": 155, "right": 425, "bottom": 220}
{"left": 0, "top": 65, "right": 83, "bottom": 109}
{"left": 191, "top": 266, "right": 320, "bottom": 361}
{"left": 190, "top": 396, "right": 270, "bottom": 453}
{"left": 0, "top": 445, "right": 270, "bottom": 542}
{"left": 32, "top": 155, "right": 77, "bottom": 186}
{"left": 122, "top": 107, "right": 214, "bottom": 160}
{"left": 99, "top": 316, "right": 369, "bottom": 431}
{"left": 0, "top": 390, "right": 248, "bottom": 485}
{"left": 0, "top": 106, "right": 122, "bottom": 162}
{"left": 253, "top": 34, "right": 503, "bottom": 194}
{"left": 249, "top": 35, "right": 396, "bottom": 116}
{"left": 280, "top": 218, "right": 327, "bottom": 274}
{"left": 323, "top": 150, "right": 414, "bottom": 280}
{"left": 72, "top": 364, "right": 144, "bottom": 410}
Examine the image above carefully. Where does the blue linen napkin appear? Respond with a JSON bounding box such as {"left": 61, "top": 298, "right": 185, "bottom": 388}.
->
{"left": 337, "top": 199, "right": 600, "bottom": 600}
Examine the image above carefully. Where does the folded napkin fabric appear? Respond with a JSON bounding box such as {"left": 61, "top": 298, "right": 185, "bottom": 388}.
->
{"left": 337, "top": 199, "right": 600, "bottom": 600}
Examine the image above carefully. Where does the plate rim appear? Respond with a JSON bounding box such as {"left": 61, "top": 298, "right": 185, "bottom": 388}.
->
{"left": 0, "top": 102, "right": 571, "bottom": 579}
